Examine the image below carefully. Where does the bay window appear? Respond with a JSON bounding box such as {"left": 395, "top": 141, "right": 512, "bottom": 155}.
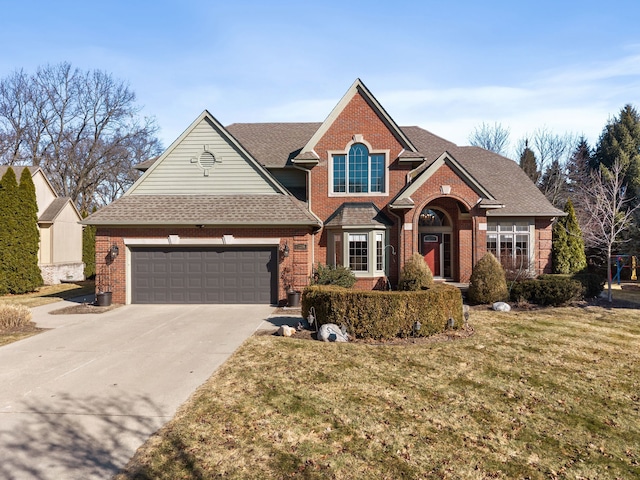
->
{"left": 329, "top": 229, "right": 387, "bottom": 276}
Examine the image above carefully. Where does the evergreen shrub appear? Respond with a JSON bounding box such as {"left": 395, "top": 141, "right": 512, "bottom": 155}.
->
{"left": 302, "top": 284, "right": 463, "bottom": 340}
{"left": 571, "top": 272, "right": 605, "bottom": 298}
{"left": 312, "top": 263, "right": 356, "bottom": 288}
{"left": 510, "top": 276, "right": 583, "bottom": 306}
{"left": 398, "top": 253, "right": 433, "bottom": 291}
{"left": 467, "top": 253, "right": 508, "bottom": 305}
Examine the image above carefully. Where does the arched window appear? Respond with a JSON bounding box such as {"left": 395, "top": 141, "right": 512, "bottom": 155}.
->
{"left": 332, "top": 143, "right": 385, "bottom": 193}
{"left": 418, "top": 208, "right": 448, "bottom": 227}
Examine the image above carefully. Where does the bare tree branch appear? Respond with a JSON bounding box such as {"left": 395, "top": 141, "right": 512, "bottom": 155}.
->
{"left": 468, "top": 122, "right": 510, "bottom": 156}
{"left": 0, "top": 63, "right": 162, "bottom": 211}
{"left": 579, "top": 159, "right": 640, "bottom": 302}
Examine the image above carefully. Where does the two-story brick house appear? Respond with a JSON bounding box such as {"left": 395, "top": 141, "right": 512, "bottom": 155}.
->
{"left": 84, "top": 79, "right": 562, "bottom": 304}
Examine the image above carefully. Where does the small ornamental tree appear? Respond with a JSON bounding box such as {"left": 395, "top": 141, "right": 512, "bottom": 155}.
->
{"left": 467, "top": 252, "right": 509, "bottom": 304}
{"left": 0, "top": 168, "right": 20, "bottom": 294}
{"left": 553, "top": 199, "right": 587, "bottom": 274}
{"left": 398, "top": 253, "right": 433, "bottom": 291}
{"left": 17, "top": 168, "right": 43, "bottom": 291}
{"left": 312, "top": 263, "right": 356, "bottom": 288}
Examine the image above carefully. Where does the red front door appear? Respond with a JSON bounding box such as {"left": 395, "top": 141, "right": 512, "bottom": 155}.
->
{"left": 422, "top": 234, "right": 441, "bottom": 277}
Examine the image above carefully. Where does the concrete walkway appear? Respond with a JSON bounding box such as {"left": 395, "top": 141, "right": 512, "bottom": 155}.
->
{"left": 0, "top": 300, "right": 285, "bottom": 480}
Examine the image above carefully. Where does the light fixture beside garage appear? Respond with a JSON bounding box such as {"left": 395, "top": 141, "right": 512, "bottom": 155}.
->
{"left": 109, "top": 244, "right": 119, "bottom": 260}
{"left": 281, "top": 241, "right": 290, "bottom": 258}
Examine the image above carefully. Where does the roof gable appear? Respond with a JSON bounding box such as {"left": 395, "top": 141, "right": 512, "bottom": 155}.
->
{"left": 300, "top": 79, "right": 419, "bottom": 158}
{"left": 127, "top": 110, "right": 287, "bottom": 196}
{"left": 391, "top": 151, "right": 495, "bottom": 209}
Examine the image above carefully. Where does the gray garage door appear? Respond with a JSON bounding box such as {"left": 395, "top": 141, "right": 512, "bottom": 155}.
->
{"left": 131, "top": 247, "right": 277, "bottom": 304}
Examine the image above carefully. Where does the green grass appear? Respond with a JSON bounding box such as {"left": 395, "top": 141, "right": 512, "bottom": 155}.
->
{"left": 117, "top": 305, "right": 640, "bottom": 479}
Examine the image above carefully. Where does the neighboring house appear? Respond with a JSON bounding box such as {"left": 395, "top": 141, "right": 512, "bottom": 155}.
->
{"left": 0, "top": 166, "right": 84, "bottom": 284}
{"left": 84, "top": 79, "right": 563, "bottom": 305}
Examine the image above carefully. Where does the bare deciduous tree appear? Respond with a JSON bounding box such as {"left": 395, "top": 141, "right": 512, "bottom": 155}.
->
{"left": 580, "top": 160, "right": 640, "bottom": 302}
{"left": 468, "top": 122, "right": 511, "bottom": 156}
{"left": 0, "top": 63, "right": 162, "bottom": 212}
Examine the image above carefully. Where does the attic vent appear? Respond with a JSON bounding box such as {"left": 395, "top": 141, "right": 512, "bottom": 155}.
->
{"left": 199, "top": 151, "right": 216, "bottom": 170}
{"left": 190, "top": 146, "right": 220, "bottom": 176}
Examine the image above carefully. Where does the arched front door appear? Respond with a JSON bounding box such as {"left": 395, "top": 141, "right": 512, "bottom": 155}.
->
{"left": 418, "top": 207, "right": 452, "bottom": 278}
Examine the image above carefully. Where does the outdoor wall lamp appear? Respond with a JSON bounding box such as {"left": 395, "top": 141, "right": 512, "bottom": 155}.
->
{"left": 109, "top": 244, "right": 119, "bottom": 260}
{"left": 281, "top": 241, "right": 290, "bottom": 258}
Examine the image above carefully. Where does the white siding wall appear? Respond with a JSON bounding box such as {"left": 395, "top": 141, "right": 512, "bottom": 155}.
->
{"left": 130, "top": 117, "right": 280, "bottom": 195}
{"left": 33, "top": 171, "right": 57, "bottom": 215}
{"left": 50, "top": 204, "right": 83, "bottom": 264}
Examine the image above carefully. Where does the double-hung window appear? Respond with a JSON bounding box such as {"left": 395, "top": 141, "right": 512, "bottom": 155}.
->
{"left": 332, "top": 143, "right": 385, "bottom": 194}
{"left": 487, "top": 220, "right": 532, "bottom": 271}
{"left": 329, "top": 230, "right": 386, "bottom": 276}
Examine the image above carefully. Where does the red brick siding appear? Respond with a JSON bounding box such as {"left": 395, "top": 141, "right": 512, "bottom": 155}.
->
{"left": 535, "top": 218, "right": 553, "bottom": 275}
{"left": 95, "top": 226, "right": 313, "bottom": 305}
{"left": 310, "top": 91, "right": 409, "bottom": 280}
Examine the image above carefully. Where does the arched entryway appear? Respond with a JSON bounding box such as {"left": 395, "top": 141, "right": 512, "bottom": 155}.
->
{"left": 418, "top": 207, "right": 453, "bottom": 279}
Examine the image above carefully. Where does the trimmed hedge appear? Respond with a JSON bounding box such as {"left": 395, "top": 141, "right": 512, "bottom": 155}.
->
{"left": 567, "top": 273, "right": 605, "bottom": 298}
{"left": 312, "top": 263, "right": 356, "bottom": 288}
{"left": 301, "top": 284, "right": 463, "bottom": 340}
{"left": 509, "top": 276, "right": 583, "bottom": 306}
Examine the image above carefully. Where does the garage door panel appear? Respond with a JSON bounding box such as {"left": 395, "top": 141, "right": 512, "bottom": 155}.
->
{"left": 132, "top": 247, "right": 276, "bottom": 304}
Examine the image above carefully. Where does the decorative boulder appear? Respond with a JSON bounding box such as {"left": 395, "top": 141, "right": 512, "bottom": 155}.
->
{"left": 318, "top": 323, "right": 349, "bottom": 342}
{"left": 492, "top": 301, "right": 511, "bottom": 312}
{"left": 277, "top": 325, "right": 297, "bottom": 337}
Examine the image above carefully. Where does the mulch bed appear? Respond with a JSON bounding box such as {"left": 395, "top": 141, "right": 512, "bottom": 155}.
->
{"left": 49, "top": 303, "right": 123, "bottom": 315}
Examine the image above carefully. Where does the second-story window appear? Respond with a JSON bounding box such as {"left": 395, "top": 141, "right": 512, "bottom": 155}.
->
{"left": 332, "top": 143, "right": 385, "bottom": 194}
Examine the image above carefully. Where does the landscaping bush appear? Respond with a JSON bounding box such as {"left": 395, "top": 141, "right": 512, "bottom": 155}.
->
{"left": 302, "top": 284, "right": 463, "bottom": 340}
{"left": 467, "top": 253, "right": 508, "bottom": 304}
{"left": 0, "top": 303, "right": 32, "bottom": 329}
{"left": 312, "top": 263, "right": 357, "bottom": 288}
{"left": 397, "top": 253, "right": 433, "bottom": 291}
{"left": 571, "top": 272, "right": 605, "bottom": 298}
{"left": 510, "top": 276, "right": 583, "bottom": 306}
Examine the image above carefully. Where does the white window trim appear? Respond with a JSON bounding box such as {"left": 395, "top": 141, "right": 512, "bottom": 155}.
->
{"left": 327, "top": 136, "right": 389, "bottom": 197}
{"left": 328, "top": 228, "right": 387, "bottom": 278}
{"left": 486, "top": 219, "right": 535, "bottom": 270}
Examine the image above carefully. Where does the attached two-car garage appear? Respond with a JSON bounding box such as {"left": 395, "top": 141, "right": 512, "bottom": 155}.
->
{"left": 131, "top": 247, "right": 277, "bottom": 304}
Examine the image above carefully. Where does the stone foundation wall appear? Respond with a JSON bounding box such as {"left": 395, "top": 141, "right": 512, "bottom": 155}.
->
{"left": 40, "top": 262, "right": 85, "bottom": 285}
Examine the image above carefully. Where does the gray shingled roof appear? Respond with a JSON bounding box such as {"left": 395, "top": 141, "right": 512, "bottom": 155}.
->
{"left": 402, "top": 135, "right": 563, "bottom": 217}
{"left": 325, "top": 203, "right": 393, "bottom": 227}
{"left": 224, "top": 122, "right": 562, "bottom": 217}
{"left": 83, "top": 194, "right": 321, "bottom": 226}
{"left": 39, "top": 197, "right": 71, "bottom": 223}
{"left": 226, "top": 123, "right": 321, "bottom": 168}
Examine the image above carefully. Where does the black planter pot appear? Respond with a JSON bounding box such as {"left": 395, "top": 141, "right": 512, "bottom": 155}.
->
{"left": 287, "top": 290, "right": 301, "bottom": 307}
{"left": 96, "top": 292, "right": 112, "bottom": 307}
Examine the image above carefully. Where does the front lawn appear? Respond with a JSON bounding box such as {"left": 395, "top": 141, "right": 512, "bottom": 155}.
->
{"left": 117, "top": 305, "right": 640, "bottom": 479}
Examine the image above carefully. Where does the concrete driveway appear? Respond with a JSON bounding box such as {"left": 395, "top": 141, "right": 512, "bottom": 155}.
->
{"left": 0, "top": 301, "right": 285, "bottom": 480}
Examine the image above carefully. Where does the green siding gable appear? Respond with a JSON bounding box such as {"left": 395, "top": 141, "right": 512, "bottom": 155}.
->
{"left": 129, "top": 115, "right": 280, "bottom": 195}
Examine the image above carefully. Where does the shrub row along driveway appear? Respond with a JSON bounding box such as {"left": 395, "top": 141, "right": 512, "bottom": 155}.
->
{"left": 0, "top": 301, "right": 277, "bottom": 480}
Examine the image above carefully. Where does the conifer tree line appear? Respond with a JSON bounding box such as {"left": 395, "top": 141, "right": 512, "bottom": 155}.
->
{"left": 0, "top": 167, "right": 42, "bottom": 294}
{"left": 469, "top": 104, "right": 640, "bottom": 275}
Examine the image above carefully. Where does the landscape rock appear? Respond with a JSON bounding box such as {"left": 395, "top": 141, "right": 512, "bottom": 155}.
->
{"left": 492, "top": 301, "right": 511, "bottom": 312}
{"left": 277, "top": 325, "right": 297, "bottom": 337}
{"left": 318, "top": 323, "right": 349, "bottom": 342}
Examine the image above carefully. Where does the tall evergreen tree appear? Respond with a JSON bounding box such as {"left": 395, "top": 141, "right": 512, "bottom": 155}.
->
{"left": 539, "top": 159, "right": 568, "bottom": 208}
{"left": 18, "top": 167, "right": 43, "bottom": 291}
{"left": 595, "top": 104, "right": 640, "bottom": 194}
{"left": 553, "top": 199, "right": 587, "bottom": 274}
{"left": 566, "top": 137, "right": 593, "bottom": 194}
{"left": 519, "top": 140, "right": 539, "bottom": 184}
{"left": 0, "top": 168, "right": 20, "bottom": 293}
{"left": 82, "top": 207, "right": 96, "bottom": 278}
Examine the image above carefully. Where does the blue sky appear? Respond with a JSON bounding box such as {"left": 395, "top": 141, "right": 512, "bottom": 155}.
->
{"left": 2, "top": 0, "right": 639, "bottom": 157}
